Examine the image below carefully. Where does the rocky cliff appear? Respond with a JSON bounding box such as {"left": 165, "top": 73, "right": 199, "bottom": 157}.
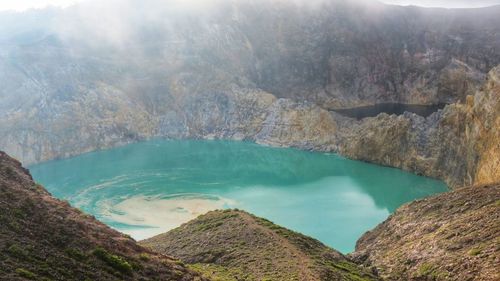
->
{"left": 0, "top": 151, "right": 206, "bottom": 281}
{"left": 140, "top": 210, "right": 378, "bottom": 281}
{"left": 0, "top": 0, "right": 499, "bottom": 188}
{"left": 351, "top": 184, "right": 500, "bottom": 281}
{"left": 335, "top": 66, "right": 500, "bottom": 188}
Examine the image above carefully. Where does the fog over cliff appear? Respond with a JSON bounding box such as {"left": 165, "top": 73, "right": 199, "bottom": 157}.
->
{"left": 0, "top": 0, "right": 499, "bottom": 188}
{"left": 2, "top": 0, "right": 500, "bottom": 12}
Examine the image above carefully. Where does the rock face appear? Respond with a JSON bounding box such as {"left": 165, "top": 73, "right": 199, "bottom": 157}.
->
{"left": 0, "top": 151, "right": 206, "bottom": 281}
{"left": 140, "top": 210, "right": 378, "bottom": 281}
{"left": 255, "top": 99, "right": 338, "bottom": 151}
{"left": 160, "top": 88, "right": 278, "bottom": 141}
{"left": 336, "top": 66, "right": 500, "bottom": 188}
{"left": 351, "top": 184, "right": 500, "bottom": 281}
{"left": 0, "top": 0, "right": 499, "bottom": 188}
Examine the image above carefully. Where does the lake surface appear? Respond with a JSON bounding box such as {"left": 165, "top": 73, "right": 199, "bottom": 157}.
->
{"left": 334, "top": 103, "right": 447, "bottom": 120}
{"left": 29, "top": 140, "right": 447, "bottom": 253}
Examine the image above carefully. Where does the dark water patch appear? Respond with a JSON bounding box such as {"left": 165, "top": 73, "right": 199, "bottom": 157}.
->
{"left": 333, "top": 103, "right": 447, "bottom": 120}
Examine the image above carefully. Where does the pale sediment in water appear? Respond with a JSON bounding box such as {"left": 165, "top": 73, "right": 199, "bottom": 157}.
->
{"left": 97, "top": 194, "right": 237, "bottom": 240}
{"left": 29, "top": 140, "right": 448, "bottom": 253}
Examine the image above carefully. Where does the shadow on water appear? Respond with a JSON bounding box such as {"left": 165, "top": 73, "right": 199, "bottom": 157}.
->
{"left": 333, "top": 103, "right": 447, "bottom": 120}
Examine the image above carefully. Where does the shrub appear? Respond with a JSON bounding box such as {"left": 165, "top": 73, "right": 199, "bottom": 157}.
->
{"left": 138, "top": 253, "right": 150, "bottom": 261}
{"left": 15, "top": 268, "right": 35, "bottom": 279}
{"left": 468, "top": 247, "right": 482, "bottom": 256}
{"left": 417, "top": 263, "right": 435, "bottom": 276}
{"left": 93, "top": 247, "right": 133, "bottom": 274}
{"left": 65, "top": 248, "right": 87, "bottom": 261}
{"left": 4, "top": 166, "right": 15, "bottom": 177}
{"left": 7, "top": 244, "right": 28, "bottom": 259}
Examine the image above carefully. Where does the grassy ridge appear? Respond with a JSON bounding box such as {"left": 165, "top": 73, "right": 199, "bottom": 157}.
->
{"left": 141, "top": 209, "right": 378, "bottom": 281}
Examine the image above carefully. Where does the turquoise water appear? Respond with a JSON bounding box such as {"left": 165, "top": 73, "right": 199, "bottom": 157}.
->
{"left": 29, "top": 140, "right": 447, "bottom": 253}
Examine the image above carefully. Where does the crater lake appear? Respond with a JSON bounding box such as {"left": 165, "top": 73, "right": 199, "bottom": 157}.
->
{"left": 29, "top": 140, "right": 447, "bottom": 253}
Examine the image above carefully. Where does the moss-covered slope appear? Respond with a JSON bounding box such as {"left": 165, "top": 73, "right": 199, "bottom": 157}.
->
{"left": 140, "top": 210, "right": 378, "bottom": 281}
{"left": 0, "top": 151, "right": 206, "bottom": 281}
{"left": 351, "top": 184, "right": 500, "bottom": 281}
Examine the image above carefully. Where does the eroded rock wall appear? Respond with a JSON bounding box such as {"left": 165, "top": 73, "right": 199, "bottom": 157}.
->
{"left": 0, "top": 0, "right": 499, "bottom": 188}
{"left": 336, "top": 67, "right": 500, "bottom": 188}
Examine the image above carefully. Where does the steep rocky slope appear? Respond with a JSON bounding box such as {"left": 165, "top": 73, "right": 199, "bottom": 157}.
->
{"left": 252, "top": 65, "right": 500, "bottom": 188}
{"left": 0, "top": 151, "right": 206, "bottom": 281}
{"left": 140, "top": 210, "right": 378, "bottom": 281}
{"left": 351, "top": 184, "right": 500, "bottom": 281}
{"left": 336, "top": 65, "right": 500, "bottom": 188}
{"left": 0, "top": 0, "right": 499, "bottom": 188}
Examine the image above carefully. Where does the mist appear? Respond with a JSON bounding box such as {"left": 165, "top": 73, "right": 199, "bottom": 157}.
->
{"left": 380, "top": 0, "right": 500, "bottom": 8}
{"left": 1, "top": 0, "right": 500, "bottom": 115}
{"left": 2, "top": 0, "right": 500, "bottom": 12}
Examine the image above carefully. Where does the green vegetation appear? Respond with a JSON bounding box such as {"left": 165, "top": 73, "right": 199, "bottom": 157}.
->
{"left": 468, "top": 246, "right": 483, "bottom": 256}
{"left": 142, "top": 210, "right": 379, "bottom": 281}
{"left": 7, "top": 244, "right": 29, "bottom": 259}
{"left": 254, "top": 217, "right": 283, "bottom": 231}
{"left": 15, "top": 268, "right": 36, "bottom": 279}
{"left": 417, "top": 263, "right": 435, "bottom": 276}
{"left": 416, "top": 263, "right": 449, "bottom": 280}
{"left": 65, "top": 248, "right": 87, "bottom": 261}
{"left": 174, "top": 259, "right": 185, "bottom": 266}
{"left": 4, "top": 166, "right": 15, "bottom": 177}
{"left": 92, "top": 247, "right": 133, "bottom": 274}
{"left": 189, "top": 263, "right": 253, "bottom": 281}
{"left": 330, "top": 261, "right": 375, "bottom": 281}
{"left": 138, "top": 253, "right": 151, "bottom": 261}
{"left": 195, "top": 212, "right": 239, "bottom": 232}
{"left": 33, "top": 183, "right": 45, "bottom": 192}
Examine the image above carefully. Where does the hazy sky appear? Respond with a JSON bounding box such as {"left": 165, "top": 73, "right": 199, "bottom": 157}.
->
{"left": 1, "top": 0, "right": 500, "bottom": 11}
{"left": 382, "top": 0, "right": 500, "bottom": 8}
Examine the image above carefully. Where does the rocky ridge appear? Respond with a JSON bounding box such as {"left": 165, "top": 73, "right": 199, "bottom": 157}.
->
{"left": 0, "top": 0, "right": 499, "bottom": 188}
{"left": 140, "top": 209, "right": 378, "bottom": 281}
{"left": 351, "top": 184, "right": 500, "bottom": 281}
{"left": 1, "top": 66, "right": 497, "bottom": 188}
{"left": 335, "top": 66, "right": 500, "bottom": 188}
{"left": 0, "top": 151, "right": 206, "bottom": 281}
